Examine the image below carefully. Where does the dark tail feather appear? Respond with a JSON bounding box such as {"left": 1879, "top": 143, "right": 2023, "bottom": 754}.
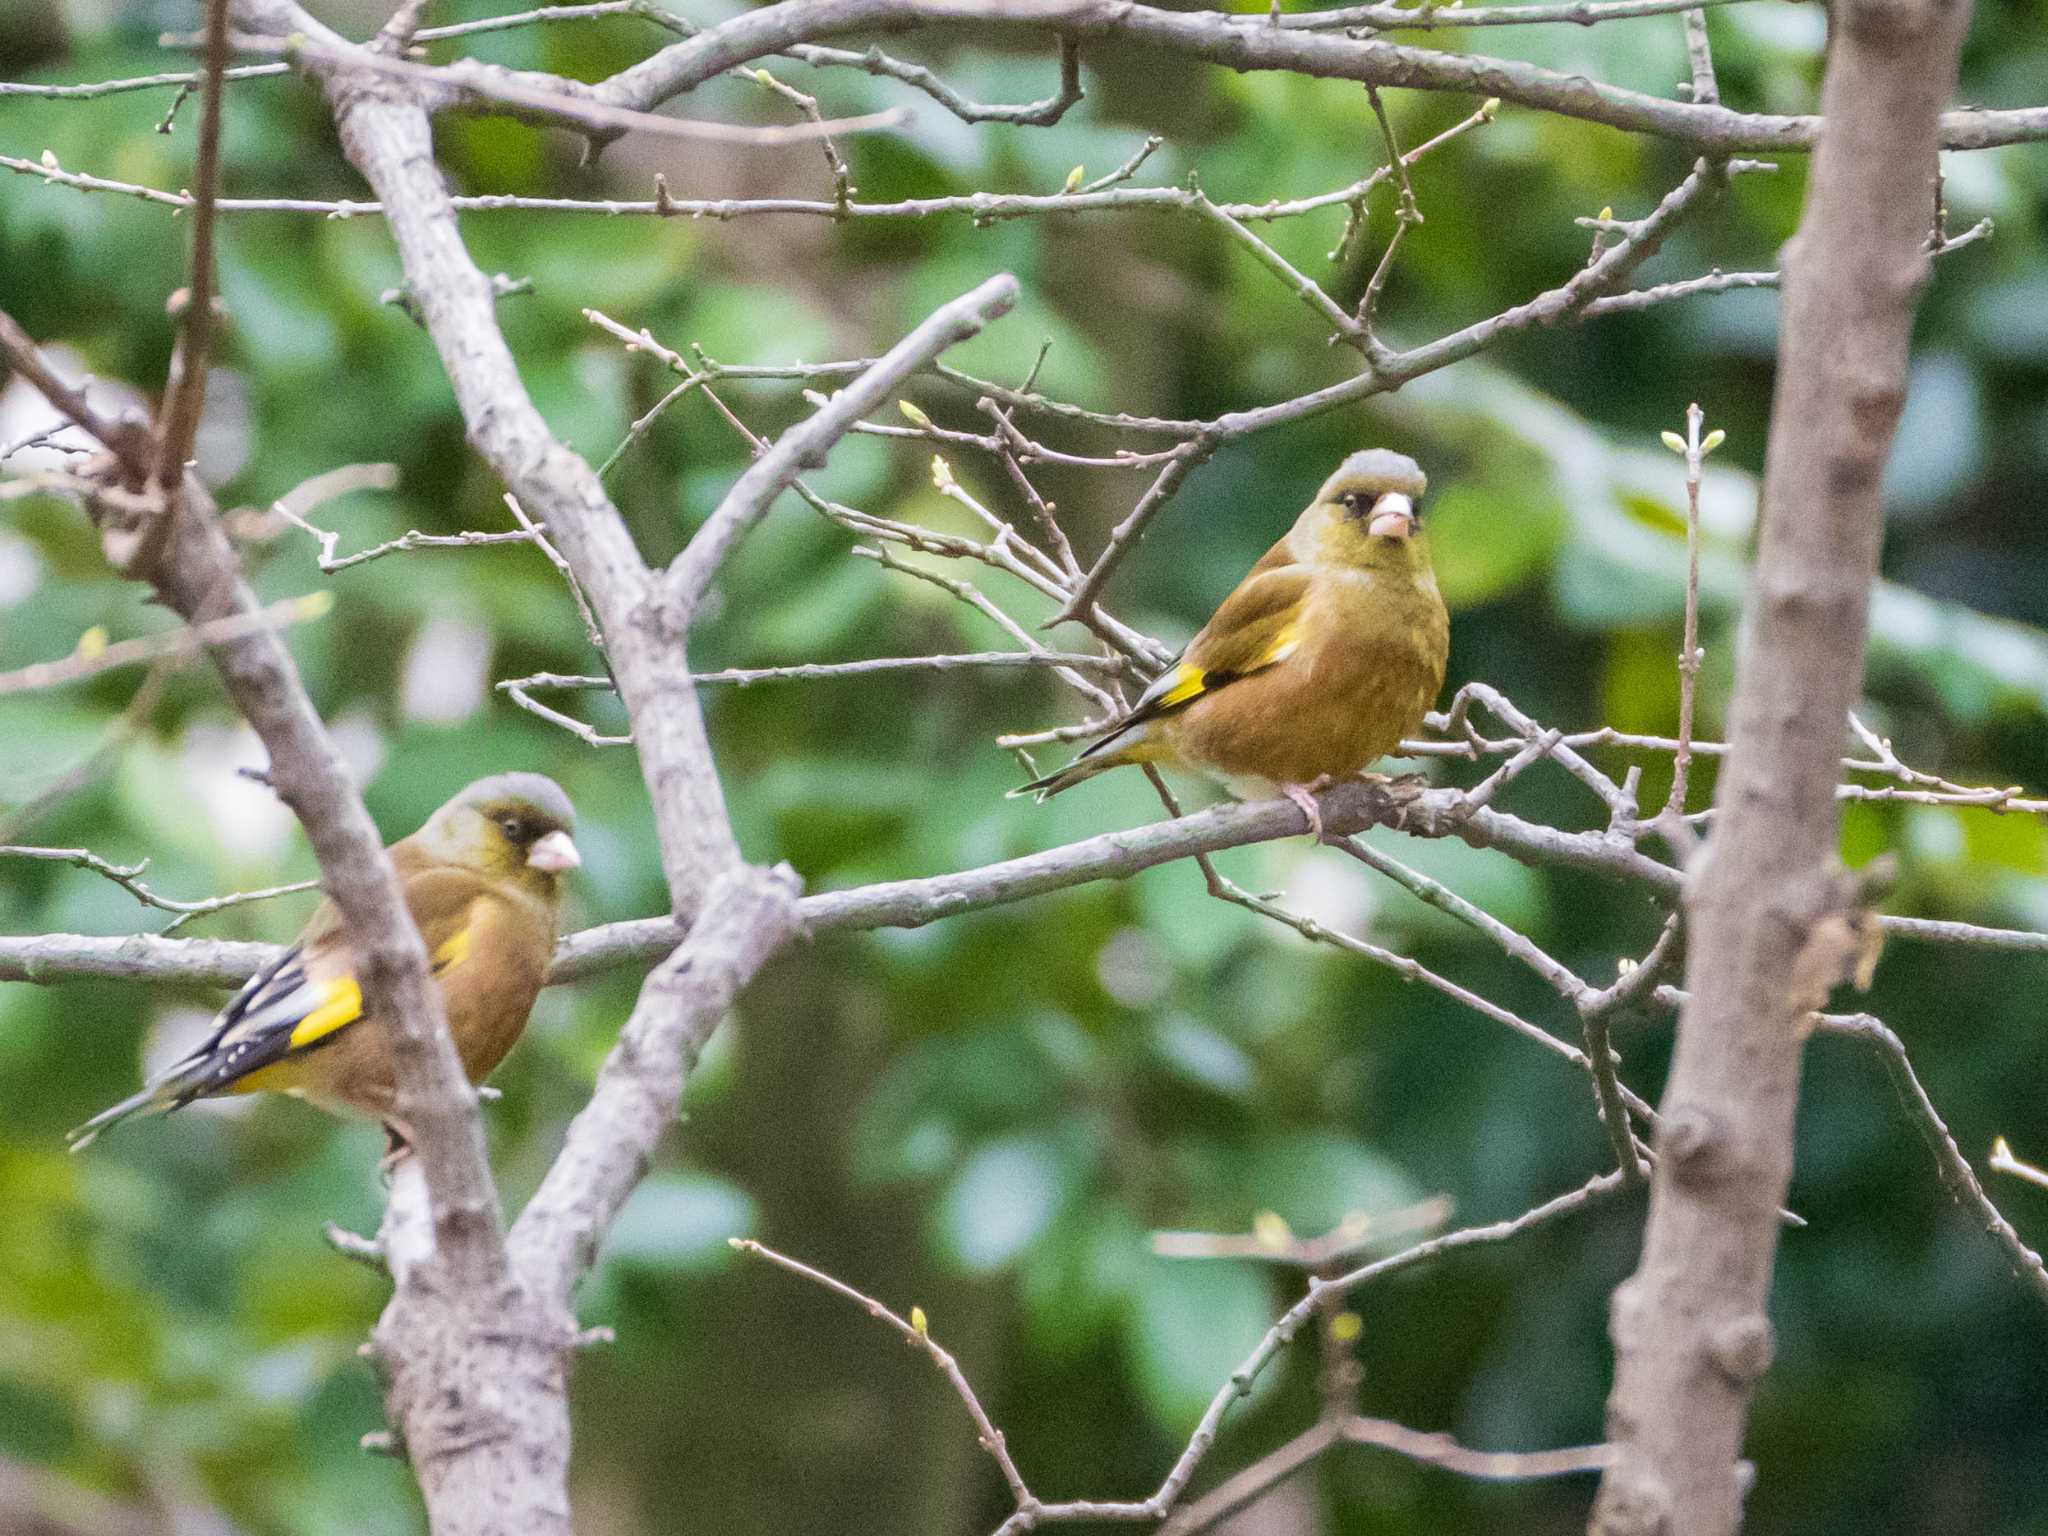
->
{"left": 67, "top": 1085, "right": 175, "bottom": 1151}
{"left": 66, "top": 1058, "right": 207, "bottom": 1150}
{"left": 1007, "top": 753, "right": 1115, "bottom": 803}
{"left": 1010, "top": 713, "right": 1155, "bottom": 801}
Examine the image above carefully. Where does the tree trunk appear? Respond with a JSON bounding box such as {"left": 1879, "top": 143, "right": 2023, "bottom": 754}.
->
{"left": 1590, "top": 6, "right": 1972, "bottom": 1535}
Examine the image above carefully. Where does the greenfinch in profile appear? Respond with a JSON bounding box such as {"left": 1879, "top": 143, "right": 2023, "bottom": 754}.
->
{"left": 69, "top": 774, "right": 580, "bottom": 1150}
{"left": 1015, "top": 450, "right": 1449, "bottom": 834}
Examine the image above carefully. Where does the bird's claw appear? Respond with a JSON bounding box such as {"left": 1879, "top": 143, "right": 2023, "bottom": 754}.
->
{"left": 1282, "top": 782, "right": 1329, "bottom": 842}
{"left": 378, "top": 1126, "right": 414, "bottom": 1182}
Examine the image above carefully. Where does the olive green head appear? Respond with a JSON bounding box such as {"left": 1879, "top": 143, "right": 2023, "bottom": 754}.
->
{"left": 1298, "top": 449, "right": 1434, "bottom": 579}
{"left": 413, "top": 773, "right": 581, "bottom": 897}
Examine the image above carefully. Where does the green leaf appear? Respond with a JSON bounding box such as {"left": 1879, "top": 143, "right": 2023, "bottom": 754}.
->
{"left": 853, "top": 1026, "right": 1067, "bottom": 1187}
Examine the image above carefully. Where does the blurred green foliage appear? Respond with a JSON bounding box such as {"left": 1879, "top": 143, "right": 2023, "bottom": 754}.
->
{"left": 4, "top": 2, "right": 2048, "bottom": 1533}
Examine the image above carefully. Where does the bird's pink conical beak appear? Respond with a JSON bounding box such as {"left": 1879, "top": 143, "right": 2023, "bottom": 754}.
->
{"left": 527, "top": 830, "right": 581, "bottom": 872}
{"left": 1367, "top": 492, "right": 1415, "bottom": 539}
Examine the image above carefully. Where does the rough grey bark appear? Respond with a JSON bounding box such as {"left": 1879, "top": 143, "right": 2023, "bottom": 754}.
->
{"left": 0, "top": 302, "right": 547, "bottom": 1531}
{"left": 1589, "top": 4, "right": 1972, "bottom": 1534}
{"left": 198, "top": 6, "right": 1016, "bottom": 1528}
{"left": 578, "top": 0, "right": 2036, "bottom": 154}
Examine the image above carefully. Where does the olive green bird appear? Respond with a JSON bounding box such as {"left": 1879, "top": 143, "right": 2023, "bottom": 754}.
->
{"left": 1014, "top": 450, "right": 1449, "bottom": 836}
{"left": 68, "top": 774, "right": 580, "bottom": 1152}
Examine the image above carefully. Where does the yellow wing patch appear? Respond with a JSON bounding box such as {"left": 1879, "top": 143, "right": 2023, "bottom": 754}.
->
{"left": 1162, "top": 621, "right": 1301, "bottom": 708}
{"left": 432, "top": 926, "right": 473, "bottom": 973}
{"left": 286, "top": 977, "right": 364, "bottom": 1051}
{"left": 277, "top": 928, "right": 465, "bottom": 1055}
{"left": 1156, "top": 662, "right": 1211, "bottom": 709}
{"left": 1257, "top": 621, "right": 1302, "bottom": 669}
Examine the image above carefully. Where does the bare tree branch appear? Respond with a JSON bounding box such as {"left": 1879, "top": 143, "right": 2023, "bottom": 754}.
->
{"left": 0, "top": 844, "right": 318, "bottom": 931}
{"left": 222, "top": 23, "right": 914, "bottom": 147}
{"left": 583, "top": 0, "right": 2045, "bottom": 154}
{"left": 733, "top": 1238, "right": 1034, "bottom": 1505}
{"left": 665, "top": 274, "right": 1018, "bottom": 616}
{"left": 0, "top": 769, "right": 1687, "bottom": 992}
{"left": 1593, "top": 4, "right": 1972, "bottom": 1529}
{"left": 509, "top": 864, "right": 801, "bottom": 1306}
{"left": 1990, "top": 1139, "right": 2048, "bottom": 1193}
{"left": 0, "top": 312, "right": 154, "bottom": 479}
{"left": 0, "top": 295, "right": 527, "bottom": 1526}
{"left": 10, "top": 4, "right": 2044, "bottom": 1533}
{"left": 152, "top": 0, "right": 228, "bottom": 488}
{"left": 1816, "top": 1012, "right": 2048, "bottom": 1304}
{"left": 0, "top": 590, "right": 332, "bottom": 695}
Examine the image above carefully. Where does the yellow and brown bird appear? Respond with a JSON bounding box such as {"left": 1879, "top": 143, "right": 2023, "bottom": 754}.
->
{"left": 1015, "top": 450, "right": 1448, "bottom": 834}
{"left": 68, "top": 773, "right": 580, "bottom": 1150}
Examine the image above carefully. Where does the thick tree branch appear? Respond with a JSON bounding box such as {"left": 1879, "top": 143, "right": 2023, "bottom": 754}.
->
{"left": 0, "top": 291, "right": 528, "bottom": 1526}
{"left": 509, "top": 863, "right": 801, "bottom": 1306}
{"left": 585, "top": 0, "right": 2041, "bottom": 155}
{"left": 1592, "top": 3, "right": 1971, "bottom": 1531}
{"left": 0, "top": 776, "right": 1684, "bottom": 991}
{"left": 211, "top": 9, "right": 1037, "bottom": 1530}
{"left": 223, "top": 3, "right": 753, "bottom": 1527}
{"left": 13, "top": 6, "right": 2044, "bottom": 1533}
{"left": 243, "top": 0, "right": 737, "bottom": 903}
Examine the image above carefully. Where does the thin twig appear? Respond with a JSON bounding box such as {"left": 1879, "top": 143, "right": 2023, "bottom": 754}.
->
{"left": 153, "top": 0, "right": 230, "bottom": 489}
{"left": 0, "top": 311, "right": 154, "bottom": 479}
{"left": 1661, "top": 402, "right": 1711, "bottom": 824}
{"left": 498, "top": 651, "right": 1125, "bottom": 695}
{"left": 666, "top": 274, "right": 1018, "bottom": 615}
{"left": 233, "top": 27, "right": 913, "bottom": 147}
{"left": 1356, "top": 84, "right": 1421, "bottom": 352}
{"left": 0, "top": 661, "right": 177, "bottom": 841}
{"left": 1338, "top": 1418, "right": 1612, "bottom": 1480}
{"left": 504, "top": 495, "right": 608, "bottom": 654}
{"left": 1153, "top": 1197, "right": 1454, "bottom": 1267}
{"left": 1284, "top": 0, "right": 1753, "bottom": 27}
{"left": 0, "top": 591, "right": 334, "bottom": 695}
{"left": 1810, "top": 1013, "right": 2048, "bottom": 1305}
{"left": 500, "top": 682, "right": 633, "bottom": 747}
{"left": 282, "top": 518, "right": 534, "bottom": 572}
{"left": 1990, "top": 1140, "right": 2048, "bottom": 1193}
{"left": 733, "top": 1239, "right": 1034, "bottom": 1507}
{"left": 0, "top": 844, "right": 320, "bottom": 931}
{"left": 1047, "top": 438, "right": 1215, "bottom": 627}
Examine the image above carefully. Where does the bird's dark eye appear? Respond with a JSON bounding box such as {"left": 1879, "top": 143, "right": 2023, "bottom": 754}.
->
{"left": 497, "top": 814, "right": 527, "bottom": 843}
{"left": 1340, "top": 492, "right": 1366, "bottom": 516}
